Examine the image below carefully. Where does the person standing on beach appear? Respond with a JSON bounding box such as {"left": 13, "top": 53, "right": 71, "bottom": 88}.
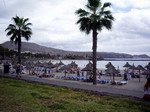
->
{"left": 16, "top": 62, "right": 21, "bottom": 78}
{"left": 124, "top": 70, "right": 128, "bottom": 81}
{"left": 143, "top": 78, "right": 150, "bottom": 100}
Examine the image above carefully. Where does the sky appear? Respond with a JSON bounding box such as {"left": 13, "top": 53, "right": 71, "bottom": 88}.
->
{"left": 0, "top": 0, "right": 150, "bottom": 55}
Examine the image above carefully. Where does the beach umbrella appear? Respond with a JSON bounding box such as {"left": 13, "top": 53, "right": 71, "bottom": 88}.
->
{"left": 81, "top": 62, "right": 93, "bottom": 80}
{"left": 54, "top": 63, "right": 59, "bottom": 67}
{"left": 86, "top": 61, "right": 93, "bottom": 66}
{"left": 40, "top": 62, "right": 55, "bottom": 74}
{"left": 136, "top": 65, "right": 145, "bottom": 71}
{"left": 39, "top": 61, "right": 54, "bottom": 69}
{"left": 59, "top": 65, "right": 67, "bottom": 71}
{"left": 42, "top": 62, "right": 55, "bottom": 69}
{"left": 142, "top": 69, "right": 150, "bottom": 75}
{"left": 145, "top": 62, "right": 150, "bottom": 69}
{"left": 105, "top": 65, "right": 117, "bottom": 74}
{"left": 54, "top": 62, "right": 64, "bottom": 71}
{"left": 136, "top": 65, "right": 145, "bottom": 82}
{"left": 81, "top": 61, "right": 93, "bottom": 71}
{"left": 25, "top": 61, "right": 34, "bottom": 69}
{"left": 40, "top": 63, "right": 49, "bottom": 73}
{"left": 42, "top": 62, "right": 49, "bottom": 68}
{"left": 53, "top": 63, "right": 60, "bottom": 72}
{"left": 47, "top": 60, "right": 54, "bottom": 66}
{"left": 123, "top": 62, "right": 131, "bottom": 68}
{"left": 128, "top": 64, "right": 136, "bottom": 79}
{"left": 105, "top": 62, "right": 113, "bottom": 68}
{"left": 142, "top": 69, "right": 150, "bottom": 78}
{"left": 59, "top": 64, "right": 72, "bottom": 71}
{"left": 129, "top": 64, "right": 136, "bottom": 70}
{"left": 35, "top": 61, "right": 42, "bottom": 67}
{"left": 70, "top": 61, "right": 78, "bottom": 68}
{"left": 105, "top": 62, "right": 119, "bottom": 74}
{"left": 81, "top": 65, "right": 92, "bottom": 71}
{"left": 25, "top": 61, "right": 34, "bottom": 74}
{"left": 53, "top": 61, "right": 64, "bottom": 70}
{"left": 34, "top": 61, "right": 43, "bottom": 73}
{"left": 58, "top": 61, "right": 64, "bottom": 66}
{"left": 45, "top": 61, "right": 55, "bottom": 68}
{"left": 69, "top": 61, "right": 78, "bottom": 71}
{"left": 105, "top": 63, "right": 117, "bottom": 74}
{"left": 59, "top": 64, "right": 72, "bottom": 79}
{"left": 105, "top": 65, "right": 117, "bottom": 82}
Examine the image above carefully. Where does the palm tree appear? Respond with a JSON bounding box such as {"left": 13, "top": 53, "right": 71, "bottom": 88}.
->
{"left": 5, "top": 15, "right": 32, "bottom": 63}
{"left": 75, "top": 0, "right": 114, "bottom": 85}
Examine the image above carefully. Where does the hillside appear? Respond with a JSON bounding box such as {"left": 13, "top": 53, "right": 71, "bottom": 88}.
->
{"left": 1, "top": 41, "right": 149, "bottom": 59}
{"left": 1, "top": 41, "right": 69, "bottom": 55}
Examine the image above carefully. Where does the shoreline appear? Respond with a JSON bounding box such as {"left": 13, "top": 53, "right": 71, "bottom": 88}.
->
{"left": 1, "top": 58, "right": 150, "bottom": 62}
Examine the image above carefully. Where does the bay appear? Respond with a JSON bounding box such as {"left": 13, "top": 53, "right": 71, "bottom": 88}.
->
{"left": 47, "top": 59, "right": 150, "bottom": 70}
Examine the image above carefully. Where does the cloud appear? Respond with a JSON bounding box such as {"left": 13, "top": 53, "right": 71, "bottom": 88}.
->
{"left": 105, "top": 0, "right": 150, "bottom": 10}
{"left": 0, "top": 0, "right": 150, "bottom": 55}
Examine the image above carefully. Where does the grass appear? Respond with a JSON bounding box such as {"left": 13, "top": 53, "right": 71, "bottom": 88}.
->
{"left": 0, "top": 77, "right": 150, "bottom": 112}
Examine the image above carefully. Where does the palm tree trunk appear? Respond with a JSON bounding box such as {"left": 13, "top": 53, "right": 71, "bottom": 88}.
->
{"left": 92, "top": 28, "right": 97, "bottom": 85}
{"left": 113, "top": 73, "right": 115, "bottom": 82}
{"left": 18, "top": 34, "right": 21, "bottom": 63}
{"left": 139, "top": 69, "right": 141, "bottom": 82}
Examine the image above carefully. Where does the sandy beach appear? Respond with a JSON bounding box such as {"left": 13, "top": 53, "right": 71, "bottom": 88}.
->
{"left": 25, "top": 71, "right": 146, "bottom": 93}
{"left": 0, "top": 63, "right": 147, "bottom": 97}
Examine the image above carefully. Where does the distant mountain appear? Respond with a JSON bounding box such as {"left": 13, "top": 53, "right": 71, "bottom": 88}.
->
{"left": 133, "top": 54, "right": 150, "bottom": 58}
{"left": 1, "top": 41, "right": 69, "bottom": 55}
{"left": 1, "top": 41, "right": 150, "bottom": 59}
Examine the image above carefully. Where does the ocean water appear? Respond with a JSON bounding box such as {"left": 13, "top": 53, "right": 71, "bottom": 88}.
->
{"left": 46, "top": 59, "right": 149, "bottom": 70}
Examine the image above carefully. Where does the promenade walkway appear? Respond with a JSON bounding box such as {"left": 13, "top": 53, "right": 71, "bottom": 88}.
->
{"left": 0, "top": 72, "right": 143, "bottom": 99}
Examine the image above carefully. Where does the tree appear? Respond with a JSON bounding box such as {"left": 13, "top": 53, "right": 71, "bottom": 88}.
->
{"left": 75, "top": 0, "right": 114, "bottom": 85}
{"left": 5, "top": 15, "right": 32, "bottom": 63}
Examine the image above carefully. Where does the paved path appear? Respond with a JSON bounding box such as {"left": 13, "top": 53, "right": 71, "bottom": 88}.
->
{"left": 0, "top": 72, "right": 143, "bottom": 99}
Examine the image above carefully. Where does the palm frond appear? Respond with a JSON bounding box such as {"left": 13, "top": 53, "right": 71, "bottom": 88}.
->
{"left": 25, "top": 23, "right": 32, "bottom": 26}
{"left": 101, "top": 2, "right": 111, "bottom": 11}
{"left": 6, "top": 30, "right": 13, "bottom": 36}
{"left": 12, "top": 16, "right": 20, "bottom": 26}
{"left": 6, "top": 28, "right": 17, "bottom": 36}
{"left": 19, "top": 17, "right": 24, "bottom": 26}
{"left": 86, "top": 0, "right": 100, "bottom": 11}
{"left": 77, "top": 17, "right": 92, "bottom": 34}
{"left": 14, "top": 37, "right": 18, "bottom": 45}
{"left": 8, "top": 24, "right": 16, "bottom": 28}
{"left": 75, "top": 9, "right": 90, "bottom": 17}
{"left": 24, "top": 35, "right": 31, "bottom": 41}
{"left": 101, "top": 19, "right": 113, "bottom": 30}
{"left": 10, "top": 33, "right": 17, "bottom": 42}
{"left": 100, "top": 10, "right": 111, "bottom": 15}
{"left": 96, "top": 21, "right": 102, "bottom": 31}
{"left": 6, "top": 15, "right": 32, "bottom": 43}
{"left": 105, "top": 15, "right": 114, "bottom": 21}
{"left": 75, "top": 0, "right": 114, "bottom": 34}
{"left": 22, "top": 30, "right": 32, "bottom": 40}
{"left": 5, "top": 24, "right": 16, "bottom": 31}
{"left": 23, "top": 27, "right": 32, "bottom": 31}
{"left": 23, "top": 18, "right": 29, "bottom": 24}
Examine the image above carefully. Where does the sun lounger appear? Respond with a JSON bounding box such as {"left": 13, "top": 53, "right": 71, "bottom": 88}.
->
{"left": 111, "top": 80, "right": 128, "bottom": 85}
{"left": 97, "top": 79, "right": 110, "bottom": 84}
{"left": 117, "top": 81, "right": 128, "bottom": 85}
{"left": 39, "top": 73, "right": 54, "bottom": 78}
